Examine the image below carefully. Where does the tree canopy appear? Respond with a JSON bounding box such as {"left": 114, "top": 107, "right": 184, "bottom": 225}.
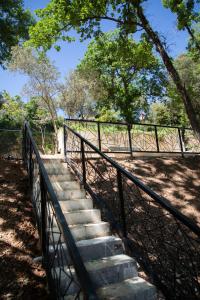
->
{"left": 0, "top": 0, "right": 34, "bottom": 67}
{"left": 162, "top": 0, "right": 200, "bottom": 52}
{"left": 78, "top": 31, "right": 167, "bottom": 122}
{"left": 27, "top": 0, "right": 200, "bottom": 137}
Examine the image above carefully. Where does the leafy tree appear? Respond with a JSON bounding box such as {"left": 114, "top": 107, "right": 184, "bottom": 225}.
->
{"left": 162, "top": 0, "right": 200, "bottom": 52}
{"left": 59, "top": 70, "right": 100, "bottom": 118}
{"left": 8, "top": 46, "right": 60, "bottom": 152}
{"left": 148, "top": 102, "right": 171, "bottom": 125}
{"left": 96, "top": 107, "right": 120, "bottom": 122}
{"left": 25, "top": 98, "right": 51, "bottom": 152}
{"left": 0, "top": 0, "right": 34, "bottom": 67}
{"left": 28, "top": 0, "right": 200, "bottom": 137}
{"left": 167, "top": 53, "right": 200, "bottom": 126}
{"left": 78, "top": 31, "right": 166, "bottom": 123}
{"left": 0, "top": 92, "right": 25, "bottom": 128}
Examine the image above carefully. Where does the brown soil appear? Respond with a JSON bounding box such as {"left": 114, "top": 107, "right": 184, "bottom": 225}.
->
{"left": 0, "top": 159, "right": 50, "bottom": 300}
{"left": 116, "top": 155, "right": 200, "bottom": 225}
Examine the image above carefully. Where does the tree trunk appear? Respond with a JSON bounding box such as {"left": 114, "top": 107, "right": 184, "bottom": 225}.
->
{"left": 134, "top": 3, "right": 200, "bottom": 138}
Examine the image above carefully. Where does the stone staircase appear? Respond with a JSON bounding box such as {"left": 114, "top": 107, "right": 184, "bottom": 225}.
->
{"left": 43, "top": 158, "right": 156, "bottom": 300}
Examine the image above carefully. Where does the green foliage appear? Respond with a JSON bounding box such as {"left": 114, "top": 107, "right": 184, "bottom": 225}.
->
{"left": 78, "top": 30, "right": 167, "bottom": 123}
{"left": 0, "top": 0, "right": 34, "bottom": 67}
{"left": 167, "top": 53, "right": 200, "bottom": 126}
{"left": 162, "top": 0, "right": 199, "bottom": 30}
{"left": 0, "top": 92, "right": 25, "bottom": 128}
{"left": 148, "top": 102, "right": 171, "bottom": 125}
{"left": 95, "top": 107, "right": 120, "bottom": 122}
{"left": 27, "top": 1, "right": 143, "bottom": 50}
{"left": 162, "top": 0, "right": 200, "bottom": 52}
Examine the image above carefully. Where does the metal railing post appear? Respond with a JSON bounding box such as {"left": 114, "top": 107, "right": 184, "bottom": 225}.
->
{"left": 63, "top": 124, "right": 67, "bottom": 160}
{"left": 117, "top": 170, "right": 127, "bottom": 238}
{"left": 40, "top": 175, "right": 47, "bottom": 263}
{"left": 97, "top": 122, "right": 101, "bottom": 151}
{"left": 81, "top": 140, "right": 86, "bottom": 186}
{"left": 154, "top": 125, "right": 160, "bottom": 152}
{"left": 127, "top": 124, "right": 133, "bottom": 156}
{"left": 29, "top": 139, "right": 33, "bottom": 187}
{"left": 178, "top": 128, "right": 184, "bottom": 157}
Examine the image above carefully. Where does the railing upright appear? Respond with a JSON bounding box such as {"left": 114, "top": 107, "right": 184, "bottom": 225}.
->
{"left": 81, "top": 140, "right": 86, "bottom": 186}
{"left": 154, "top": 125, "right": 160, "bottom": 152}
{"left": 97, "top": 122, "right": 101, "bottom": 151}
{"left": 40, "top": 175, "right": 47, "bottom": 260}
{"left": 117, "top": 170, "right": 127, "bottom": 238}
{"left": 178, "top": 128, "right": 184, "bottom": 157}
{"left": 63, "top": 124, "right": 67, "bottom": 159}
{"left": 127, "top": 124, "right": 133, "bottom": 156}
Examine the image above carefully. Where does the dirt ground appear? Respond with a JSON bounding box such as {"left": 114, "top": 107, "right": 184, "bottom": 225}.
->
{"left": 115, "top": 155, "right": 200, "bottom": 225}
{"left": 0, "top": 159, "right": 50, "bottom": 300}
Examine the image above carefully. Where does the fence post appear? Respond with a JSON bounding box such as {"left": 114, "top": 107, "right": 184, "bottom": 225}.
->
{"left": 81, "top": 140, "right": 86, "bottom": 186}
{"left": 178, "top": 128, "right": 184, "bottom": 157}
{"left": 40, "top": 175, "right": 47, "bottom": 263}
{"left": 127, "top": 124, "right": 133, "bottom": 156}
{"left": 117, "top": 170, "right": 127, "bottom": 238}
{"left": 22, "top": 125, "right": 26, "bottom": 163}
{"left": 63, "top": 124, "right": 67, "bottom": 161}
{"left": 154, "top": 125, "right": 160, "bottom": 152}
{"left": 97, "top": 122, "right": 101, "bottom": 151}
{"left": 29, "top": 139, "right": 33, "bottom": 187}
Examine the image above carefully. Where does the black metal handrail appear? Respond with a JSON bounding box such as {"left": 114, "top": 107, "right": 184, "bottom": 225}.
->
{"left": 65, "top": 117, "right": 193, "bottom": 130}
{"left": 64, "top": 123, "right": 200, "bottom": 299}
{"left": 23, "top": 122, "right": 98, "bottom": 300}
{"left": 66, "top": 118, "right": 200, "bottom": 155}
{"left": 65, "top": 124, "right": 200, "bottom": 236}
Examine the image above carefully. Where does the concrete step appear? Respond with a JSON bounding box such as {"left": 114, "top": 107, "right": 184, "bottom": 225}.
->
{"left": 50, "top": 222, "right": 110, "bottom": 243}
{"left": 52, "top": 180, "right": 81, "bottom": 190}
{"left": 59, "top": 198, "right": 93, "bottom": 212}
{"left": 97, "top": 277, "right": 156, "bottom": 300}
{"left": 57, "top": 254, "right": 137, "bottom": 295}
{"left": 55, "top": 189, "right": 86, "bottom": 200}
{"left": 64, "top": 209, "right": 101, "bottom": 225}
{"left": 64, "top": 277, "right": 156, "bottom": 300}
{"left": 45, "top": 166, "right": 69, "bottom": 175}
{"left": 49, "top": 236, "right": 124, "bottom": 266}
{"left": 70, "top": 222, "right": 110, "bottom": 241}
{"left": 49, "top": 174, "right": 74, "bottom": 182}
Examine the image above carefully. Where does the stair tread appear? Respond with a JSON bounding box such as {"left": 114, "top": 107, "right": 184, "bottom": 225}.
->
{"left": 76, "top": 235, "right": 121, "bottom": 247}
{"left": 64, "top": 209, "right": 100, "bottom": 215}
{"left": 84, "top": 254, "right": 136, "bottom": 272}
{"left": 69, "top": 221, "right": 108, "bottom": 228}
{"left": 97, "top": 277, "right": 156, "bottom": 300}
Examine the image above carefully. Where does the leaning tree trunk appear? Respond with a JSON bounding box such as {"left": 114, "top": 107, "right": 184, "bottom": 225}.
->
{"left": 134, "top": 2, "right": 200, "bottom": 139}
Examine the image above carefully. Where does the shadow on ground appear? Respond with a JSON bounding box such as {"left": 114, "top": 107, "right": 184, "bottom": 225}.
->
{"left": 0, "top": 159, "right": 50, "bottom": 300}
{"left": 115, "top": 155, "right": 200, "bottom": 225}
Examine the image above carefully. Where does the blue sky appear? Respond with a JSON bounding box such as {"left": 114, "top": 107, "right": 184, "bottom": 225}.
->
{"left": 0, "top": 0, "right": 189, "bottom": 100}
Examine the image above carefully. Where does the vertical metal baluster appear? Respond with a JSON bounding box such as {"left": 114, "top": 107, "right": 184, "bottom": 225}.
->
{"left": 117, "top": 170, "right": 127, "bottom": 238}
{"left": 29, "top": 139, "right": 33, "bottom": 187}
{"left": 40, "top": 175, "right": 47, "bottom": 264}
{"left": 178, "top": 128, "right": 184, "bottom": 157}
{"left": 127, "top": 124, "right": 133, "bottom": 156}
{"left": 81, "top": 140, "right": 86, "bottom": 187}
{"left": 97, "top": 122, "right": 101, "bottom": 151}
{"left": 155, "top": 125, "right": 160, "bottom": 152}
{"left": 63, "top": 124, "right": 67, "bottom": 161}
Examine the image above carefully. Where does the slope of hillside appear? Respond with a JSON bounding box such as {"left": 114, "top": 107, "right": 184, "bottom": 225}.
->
{"left": 116, "top": 155, "right": 200, "bottom": 225}
{"left": 0, "top": 159, "right": 49, "bottom": 300}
